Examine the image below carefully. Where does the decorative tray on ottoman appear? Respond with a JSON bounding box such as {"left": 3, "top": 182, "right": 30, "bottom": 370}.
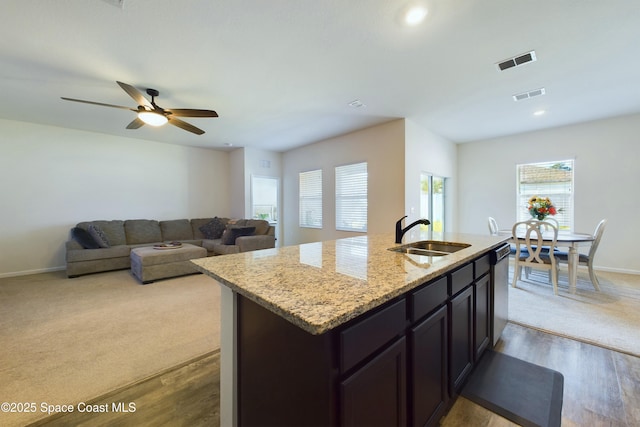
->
{"left": 153, "top": 242, "right": 183, "bottom": 250}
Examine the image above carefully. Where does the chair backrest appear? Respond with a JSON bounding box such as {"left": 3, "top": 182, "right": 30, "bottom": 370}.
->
{"left": 512, "top": 219, "right": 558, "bottom": 264}
{"left": 588, "top": 219, "right": 607, "bottom": 259}
{"left": 488, "top": 217, "right": 499, "bottom": 235}
{"left": 541, "top": 217, "right": 559, "bottom": 231}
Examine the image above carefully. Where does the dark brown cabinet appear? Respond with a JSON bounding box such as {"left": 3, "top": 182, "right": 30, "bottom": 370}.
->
{"left": 235, "top": 251, "right": 496, "bottom": 427}
{"left": 410, "top": 305, "right": 448, "bottom": 427}
{"left": 341, "top": 337, "right": 407, "bottom": 427}
{"left": 449, "top": 285, "right": 473, "bottom": 394}
{"left": 474, "top": 274, "right": 491, "bottom": 361}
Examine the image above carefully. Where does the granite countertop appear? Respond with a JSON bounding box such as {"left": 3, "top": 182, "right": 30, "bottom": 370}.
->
{"left": 191, "top": 232, "right": 508, "bottom": 335}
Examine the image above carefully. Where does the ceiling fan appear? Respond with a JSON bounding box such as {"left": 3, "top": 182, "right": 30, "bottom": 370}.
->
{"left": 61, "top": 81, "right": 218, "bottom": 135}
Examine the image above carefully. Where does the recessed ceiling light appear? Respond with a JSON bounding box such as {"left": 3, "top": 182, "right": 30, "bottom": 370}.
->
{"left": 223, "top": 142, "right": 233, "bottom": 147}
{"left": 348, "top": 99, "right": 365, "bottom": 108}
{"left": 533, "top": 110, "right": 546, "bottom": 116}
{"left": 405, "top": 6, "right": 428, "bottom": 25}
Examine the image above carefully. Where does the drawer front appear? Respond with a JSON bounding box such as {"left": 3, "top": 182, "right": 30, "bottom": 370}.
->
{"left": 474, "top": 254, "right": 491, "bottom": 279}
{"left": 341, "top": 299, "right": 406, "bottom": 373}
{"left": 450, "top": 263, "right": 473, "bottom": 296}
{"left": 411, "top": 276, "right": 448, "bottom": 322}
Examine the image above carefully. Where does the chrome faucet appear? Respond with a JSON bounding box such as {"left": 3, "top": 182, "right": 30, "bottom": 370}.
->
{"left": 395, "top": 215, "right": 430, "bottom": 243}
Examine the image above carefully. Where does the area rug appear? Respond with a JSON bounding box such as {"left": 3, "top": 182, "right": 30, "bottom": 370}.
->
{"left": 508, "top": 266, "right": 640, "bottom": 357}
{"left": 461, "top": 350, "right": 564, "bottom": 427}
{"left": 0, "top": 270, "right": 220, "bottom": 427}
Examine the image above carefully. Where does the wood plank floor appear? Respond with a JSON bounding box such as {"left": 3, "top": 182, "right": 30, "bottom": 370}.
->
{"left": 31, "top": 324, "right": 640, "bottom": 426}
{"left": 443, "top": 324, "right": 640, "bottom": 426}
{"left": 27, "top": 351, "right": 220, "bottom": 427}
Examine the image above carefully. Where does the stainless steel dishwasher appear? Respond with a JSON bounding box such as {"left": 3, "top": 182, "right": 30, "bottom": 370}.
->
{"left": 490, "top": 243, "right": 511, "bottom": 346}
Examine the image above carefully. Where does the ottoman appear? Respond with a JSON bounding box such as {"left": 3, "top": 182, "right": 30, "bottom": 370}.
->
{"left": 130, "top": 243, "right": 207, "bottom": 284}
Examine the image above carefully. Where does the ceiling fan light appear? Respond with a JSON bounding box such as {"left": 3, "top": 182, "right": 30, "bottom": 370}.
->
{"left": 405, "top": 6, "right": 428, "bottom": 25}
{"left": 138, "top": 111, "right": 168, "bottom": 126}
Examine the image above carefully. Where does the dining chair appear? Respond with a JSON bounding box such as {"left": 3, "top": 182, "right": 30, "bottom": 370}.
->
{"left": 555, "top": 219, "right": 607, "bottom": 291}
{"left": 488, "top": 217, "right": 499, "bottom": 235}
{"left": 541, "top": 217, "right": 559, "bottom": 230}
{"left": 489, "top": 217, "right": 520, "bottom": 257}
{"left": 512, "top": 219, "right": 560, "bottom": 295}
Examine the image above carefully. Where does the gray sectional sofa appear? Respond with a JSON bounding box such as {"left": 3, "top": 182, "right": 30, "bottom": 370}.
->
{"left": 66, "top": 217, "right": 275, "bottom": 278}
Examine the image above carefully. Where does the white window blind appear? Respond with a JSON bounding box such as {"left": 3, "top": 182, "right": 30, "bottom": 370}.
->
{"left": 299, "top": 169, "right": 322, "bottom": 228}
{"left": 516, "top": 160, "right": 574, "bottom": 230}
{"left": 335, "top": 162, "right": 367, "bottom": 232}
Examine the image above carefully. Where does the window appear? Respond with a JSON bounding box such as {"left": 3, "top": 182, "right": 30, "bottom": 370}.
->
{"left": 516, "top": 160, "right": 574, "bottom": 230}
{"left": 251, "top": 176, "right": 278, "bottom": 222}
{"left": 420, "top": 173, "right": 446, "bottom": 232}
{"left": 299, "top": 169, "right": 322, "bottom": 228}
{"left": 335, "top": 162, "right": 368, "bottom": 232}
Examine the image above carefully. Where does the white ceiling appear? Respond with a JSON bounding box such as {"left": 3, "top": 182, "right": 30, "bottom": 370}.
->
{"left": 2, "top": 0, "right": 639, "bottom": 152}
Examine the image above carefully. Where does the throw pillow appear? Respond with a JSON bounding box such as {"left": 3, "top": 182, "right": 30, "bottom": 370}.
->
{"left": 88, "top": 224, "right": 110, "bottom": 248}
{"left": 71, "top": 227, "right": 101, "bottom": 249}
{"left": 199, "top": 217, "right": 226, "bottom": 240}
{"left": 221, "top": 226, "right": 256, "bottom": 245}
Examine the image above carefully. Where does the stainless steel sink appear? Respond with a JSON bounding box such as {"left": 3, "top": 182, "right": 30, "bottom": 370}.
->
{"left": 388, "top": 240, "right": 471, "bottom": 257}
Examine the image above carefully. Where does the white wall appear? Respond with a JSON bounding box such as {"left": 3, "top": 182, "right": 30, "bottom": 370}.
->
{"left": 404, "top": 119, "right": 457, "bottom": 231}
{"left": 457, "top": 113, "right": 640, "bottom": 273}
{"left": 228, "top": 148, "right": 246, "bottom": 218}
{"left": 0, "top": 119, "right": 231, "bottom": 277}
{"left": 282, "top": 120, "right": 405, "bottom": 246}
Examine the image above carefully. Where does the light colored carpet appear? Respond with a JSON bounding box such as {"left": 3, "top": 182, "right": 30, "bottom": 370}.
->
{"left": 0, "top": 270, "right": 220, "bottom": 427}
{"left": 508, "top": 264, "right": 640, "bottom": 357}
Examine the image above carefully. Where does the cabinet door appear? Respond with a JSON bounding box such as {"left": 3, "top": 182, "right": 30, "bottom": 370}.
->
{"left": 341, "top": 337, "right": 407, "bottom": 427}
{"left": 449, "top": 286, "right": 473, "bottom": 394}
{"left": 474, "top": 274, "right": 491, "bottom": 361}
{"left": 410, "top": 305, "right": 448, "bottom": 427}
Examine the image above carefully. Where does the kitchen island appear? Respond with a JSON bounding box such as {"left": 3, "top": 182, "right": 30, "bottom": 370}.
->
{"left": 192, "top": 232, "right": 509, "bottom": 427}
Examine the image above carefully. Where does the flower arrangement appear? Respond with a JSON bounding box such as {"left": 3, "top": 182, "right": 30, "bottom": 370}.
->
{"left": 527, "top": 196, "right": 559, "bottom": 220}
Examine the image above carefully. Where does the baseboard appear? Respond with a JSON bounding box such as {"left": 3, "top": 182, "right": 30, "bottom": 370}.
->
{"left": 0, "top": 265, "right": 66, "bottom": 279}
{"left": 594, "top": 266, "right": 640, "bottom": 275}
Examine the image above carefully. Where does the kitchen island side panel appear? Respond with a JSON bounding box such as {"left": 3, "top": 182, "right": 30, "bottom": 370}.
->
{"left": 238, "top": 295, "right": 338, "bottom": 427}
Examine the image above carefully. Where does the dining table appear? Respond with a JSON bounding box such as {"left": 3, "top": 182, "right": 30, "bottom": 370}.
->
{"left": 497, "top": 229, "right": 595, "bottom": 293}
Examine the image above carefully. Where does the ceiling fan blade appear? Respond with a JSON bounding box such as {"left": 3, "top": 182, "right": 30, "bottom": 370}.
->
{"left": 168, "top": 117, "right": 205, "bottom": 135}
{"left": 61, "top": 97, "right": 134, "bottom": 111}
{"left": 165, "top": 108, "right": 218, "bottom": 118}
{"left": 126, "top": 117, "right": 145, "bottom": 129}
{"left": 116, "top": 81, "right": 152, "bottom": 108}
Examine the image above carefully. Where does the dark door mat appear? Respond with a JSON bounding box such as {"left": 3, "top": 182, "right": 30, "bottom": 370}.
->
{"left": 461, "top": 350, "right": 563, "bottom": 427}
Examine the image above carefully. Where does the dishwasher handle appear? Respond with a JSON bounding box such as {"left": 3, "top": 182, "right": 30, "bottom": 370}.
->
{"left": 491, "top": 243, "right": 511, "bottom": 264}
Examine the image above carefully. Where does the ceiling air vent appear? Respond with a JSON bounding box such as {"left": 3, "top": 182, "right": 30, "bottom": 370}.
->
{"left": 513, "top": 87, "right": 546, "bottom": 102}
{"left": 496, "top": 51, "right": 537, "bottom": 71}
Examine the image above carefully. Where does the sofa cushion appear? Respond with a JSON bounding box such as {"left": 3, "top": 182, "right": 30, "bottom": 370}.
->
{"left": 124, "top": 220, "right": 162, "bottom": 245}
{"left": 212, "top": 244, "right": 241, "bottom": 255}
{"left": 191, "top": 218, "right": 213, "bottom": 239}
{"left": 199, "top": 217, "right": 226, "bottom": 239}
{"left": 160, "top": 219, "right": 193, "bottom": 241}
{"left": 77, "top": 220, "right": 126, "bottom": 246}
{"left": 234, "top": 219, "right": 269, "bottom": 235}
{"left": 71, "top": 227, "right": 101, "bottom": 249}
{"left": 88, "top": 224, "right": 110, "bottom": 248}
{"left": 243, "top": 219, "right": 270, "bottom": 236}
{"left": 221, "top": 226, "right": 256, "bottom": 245}
{"left": 67, "top": 245, "right": 131, "bottom": 262}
